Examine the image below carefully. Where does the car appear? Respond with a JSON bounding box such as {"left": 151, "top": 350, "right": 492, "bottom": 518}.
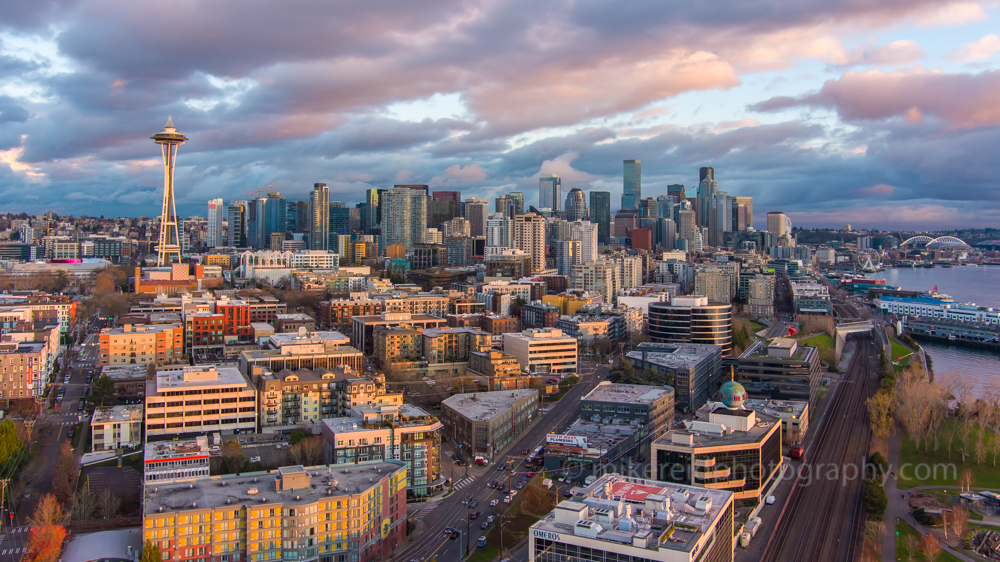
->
{"left": 563, "top": 491, "right": 573, "bottom": 498}
{"left": 528, "top": 471, "right": 536, "bottom": 477}
{"left": 67, "top": 431, "right": 74, "bottom": 439}
{"left": 522, "top": 448, "right": 530, "bottom": 455}
{"left": 789, "top": 445, "right": 805, "bottom": 459}
{"left": 509, "top": 490, "right": 517, "bottom": 497}
{"left": 511, "top": 470, "right": 516, "bottom": 476}
{"left": 470, "top": 512, "right": 479, "bottom": 520}
{"left": 496, "top": 484, "right": 504, "bottom": 492}
{"left": 503, "top": 495, "right": 511, "bottom": 504}
{"left": 766, "top": 496, "right": 776, "bottom": 505}
{"left": 497, "top": 464, "right": 505, "bottom": 472}
{"left": 517, "top": 483, "right": 524, "bottom": 490}
{"left": 461, "top": 498, "right": 469, "bottom": 506}
{"left": 487, "top": 515, "right": 495, "bottom": 524}
{"left": 250, "top": 456, "right": 261, "bottom": 463}
{"left": 450, "top": 531, "right": 460, "bottom": 540}
{"left": 490, "top": 499, "right": 499, "bottom": 507}
{"left": 481, "top": 522, "right": 488, "bottom": 530}
{"left": 469, "top": 500, "right": 478, "bottom": 508}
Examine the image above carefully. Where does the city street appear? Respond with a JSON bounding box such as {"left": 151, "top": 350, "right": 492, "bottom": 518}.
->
{"left": 390, "top": 361, "right": 607, "bottom": 562}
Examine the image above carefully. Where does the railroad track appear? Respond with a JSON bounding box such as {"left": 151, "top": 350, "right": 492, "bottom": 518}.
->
{"left": 760, "top": 337, "right": 875, "bottom": 561}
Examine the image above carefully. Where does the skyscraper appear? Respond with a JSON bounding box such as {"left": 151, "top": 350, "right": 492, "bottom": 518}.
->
{"left": 514, "top": 213, "right": 546, "bottom": 272}
{"left": 678, "top": 208, "right": 696, "bottom": 249}
{"left": 286, "top": 201, "right": 310, "bottom": 233}
{"left": 767, "top": 211, "right": 791, "bottom": 238}
{"left": 365, "top": 188, "right": 381, "bottom": 230}
{"left": 732, "top": 196, "right": 753, "bottom": 231}
{"left": 432, "top": 191, "right": 461, "bottom": 204}
{"left": 206, "top": 198, "right": 224, "bottom": 248}
{"left": 564, "top": 188, "right": 588, "bottom": 222}
{"left": 383, "top": 187, "right": 428, "bottom": 250}
{"left": 696, "top": 167, "right": 718, "bottom": 230}
{"left": 151, "top": 117, "right": 187, "bottom": 266}
{"left": 254, "top": 193, "right": 287, "bottom": 249}
{"left": 394, "top": 184, "right": 430, "bottom": 195}
{"left": 556, "top": 240, "right": 581, "bottom": 275}
{"left": 639, "top": 197, "right": 657, "bottom": 219}
{"left": 539, "top": 175, "right": 562, "bottom": 211}
{"left": 622, "top": 159, "right": 641, "bottom": 211}
{"left": 667, "top": 184, "right": 686, "bottom": 202}
{"left": 589, "top": 191, "right": 611, "bottom": 245}
{"left": 227, "top": 200, "right": 248, "bottom": 248}
{"left": 495, "top": 192, "right": 525, "bottom": 218}
{"left": 309, "top": 183, "right": 330, "bottom": 250}
{"left": 464, "top": 197, "right": 489, "bottom": 237}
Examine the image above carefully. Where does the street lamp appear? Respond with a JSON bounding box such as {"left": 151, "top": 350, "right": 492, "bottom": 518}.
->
{"left": 500, "top": 519, "right": 512, "bottom": 558}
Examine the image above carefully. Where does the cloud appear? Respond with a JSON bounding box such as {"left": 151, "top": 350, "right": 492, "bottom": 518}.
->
{"left": 832, "top": 40, "right": 925, "bottom": 68}
{"left": 751, "top": 67, "right": 1000, "bottom": 128}
{"left": 443, "top": 164, "right": 487, "bottom": 182}
{"left": 855, "top": 183, "right": 896, "bottom": 197}
{"left": 950, "top": 34, "right": 1000, "bottom": 61}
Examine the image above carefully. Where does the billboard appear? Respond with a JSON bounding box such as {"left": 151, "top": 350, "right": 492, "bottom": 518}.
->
{"left": 546, "top": 434, "right": 588, "bottom": 449}
{"left": 545, "top": 385, "right": 559, "bottom": 394}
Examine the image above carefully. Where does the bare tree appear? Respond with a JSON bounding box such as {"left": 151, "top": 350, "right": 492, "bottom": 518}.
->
{"left": 902, "top": 534, "right": 918, "bottom": 562}
{"left": 960, "top": 468, "right": 975, "bottom": 492}
{"left": 921, "top": 534, "right": 940, "bottom": 559}
{"left": 71, "top": 488, "right": 96, "bottom": 522}
{"left": 950, "top": 505, "right": 969, "bottom": 540}
{"left": 98, "top": 489, "right": 121, "bottom": 520}
{"left": 289, "top": 436, "right": 325, "bottom": 466}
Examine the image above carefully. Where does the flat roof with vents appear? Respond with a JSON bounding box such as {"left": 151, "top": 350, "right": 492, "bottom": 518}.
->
{"left": 441, "top": 389, "right": 538, "bottom": 422}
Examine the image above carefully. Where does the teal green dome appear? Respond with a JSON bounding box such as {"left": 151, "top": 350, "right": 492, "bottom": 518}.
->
{"left": 718, "top": 381, "right": 748, "bottom": 409}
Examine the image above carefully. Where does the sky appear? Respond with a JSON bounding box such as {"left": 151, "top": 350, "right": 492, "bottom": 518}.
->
{"left": 1, "top": 0, "right": 1000, "bottom": 230}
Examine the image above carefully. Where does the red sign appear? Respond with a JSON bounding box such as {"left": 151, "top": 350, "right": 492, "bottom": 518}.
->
{"left": 611, "top": 482, "right": 668, "bottom": 503}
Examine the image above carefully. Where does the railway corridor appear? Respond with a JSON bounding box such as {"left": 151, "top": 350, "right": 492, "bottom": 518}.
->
{"left": 761, "top": 337, "right": 877, "bottom": 562}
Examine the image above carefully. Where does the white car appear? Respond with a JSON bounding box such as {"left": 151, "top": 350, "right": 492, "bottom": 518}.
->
{"left": 250, "top": 456, "right": 261, "bottom": 463}
{"left": 503, "top": 496, "right": 511, "bottom": 504}
{"left": 490, "top": 499, "right": 499, "bottom": 507}
{"left": 509, "top": 490, "right": 517, "bottom": 497}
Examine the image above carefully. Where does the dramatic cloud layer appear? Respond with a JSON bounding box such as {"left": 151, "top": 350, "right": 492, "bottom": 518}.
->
{"left": 0, "top": 0, "right": 998, "bottom": 229}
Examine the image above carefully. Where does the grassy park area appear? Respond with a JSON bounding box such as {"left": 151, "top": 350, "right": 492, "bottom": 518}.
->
{"left": 799, "top": 333, "right": 836, "bottom": 367}
{"left": 890, "top": 337, "right": 914, "bottom": 372}
{"left": 898, "top": 420, "right": 1000, "bottom": 489}
{"left": 895, "top": 520, "right": 962, "bottom": 561}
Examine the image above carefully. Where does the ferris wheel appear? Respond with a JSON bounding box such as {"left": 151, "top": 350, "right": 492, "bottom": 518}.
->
{"left": 857, "top": 249, "right": 882, "bottom": 271}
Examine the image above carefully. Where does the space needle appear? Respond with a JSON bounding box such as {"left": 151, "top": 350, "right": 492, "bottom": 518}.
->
{"left": 151, "top": 116, "right": 187, "bottom": 266}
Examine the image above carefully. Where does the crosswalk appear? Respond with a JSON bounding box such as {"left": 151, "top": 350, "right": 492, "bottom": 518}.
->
{"left": 452, "top": 477, "right": 475, "bottom": 490}
{"left": 4, "top": 527, "right": 30, "bottom": 534}
{"left": 410, "top": 502, "right": 440, "bottom": 519}
{"left": 2, "top": 548, "right": 25, "bottom": 555}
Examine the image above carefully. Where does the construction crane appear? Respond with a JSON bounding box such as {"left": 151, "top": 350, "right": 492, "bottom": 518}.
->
{"left": 264, "top": 183, "right": 287, "bottom": 195}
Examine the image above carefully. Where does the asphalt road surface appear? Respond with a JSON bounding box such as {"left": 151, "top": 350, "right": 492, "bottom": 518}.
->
{"left": 390, "top": 361, "right": 607, "bottom": 562}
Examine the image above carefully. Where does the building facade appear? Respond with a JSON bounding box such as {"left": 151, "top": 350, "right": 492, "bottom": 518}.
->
{"left": 441, "top": 389, "right": 540, "bottom": 461}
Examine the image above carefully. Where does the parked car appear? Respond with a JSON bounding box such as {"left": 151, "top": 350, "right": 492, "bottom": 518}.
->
{"left": 481, "top": 522, "right": 488, "bottom": 530}
{"left": 503, "top": 495, "right": 511, "bottom": 504}
{"left": 509, "top": 490, "right": 517, "bottom": 497}
{"left": 487, "top": 516, "right": 495, "bottom": 524}
{"left": 250, "top": 456, "right": 261, "bottom": 463}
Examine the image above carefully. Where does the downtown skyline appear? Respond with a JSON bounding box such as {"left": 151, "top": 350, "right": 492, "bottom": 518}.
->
{"left": 0, "top": 1, "right": 999, "bottom": 229}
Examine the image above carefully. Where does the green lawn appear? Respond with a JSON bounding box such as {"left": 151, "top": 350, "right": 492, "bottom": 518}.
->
{"left": 890, "top": 337, "right": 914, "bottom": 372}
{"left": 895, "top": 520, "right": 963, "bottom": 561}
{"left": 466, "top": 545, "right": 499, "bottom": 562}
{"left": 898, "top": 420, "right": 1000, "bottom": 489}
{"left": 799, "top": 333, "right": 835, "bottom": 366}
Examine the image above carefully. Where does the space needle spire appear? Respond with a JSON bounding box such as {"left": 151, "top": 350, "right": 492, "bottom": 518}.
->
{"left": 151, "top": 116, "right": 188, "bottom": 266}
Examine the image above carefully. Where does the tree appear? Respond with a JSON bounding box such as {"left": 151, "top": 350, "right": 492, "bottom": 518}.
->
{"left": 920, "top": 534, "right": 940, "bottom": 559}
{"left": 289, "top": 428, "right": 309, "bottom": 445}
{"left": 89, "top": 375, "right": 119, "bottom": 407}
{"left": 94, "top": 272, "right": 116, "bottom": 294}
{"left": 51, "top": 443, "right": 78, "bottom": 504}
{"left": 220, "top": 440, "right": 246, "bottom": 474}
{"left": 71, "top": 488, "right": 96, "bottom": 522}
{"left": 960, "top": 468, "right": 975, "bottom": 492}
{"left": 25, "top": 495, "right": 66, "bottom": 562}
{"left": 98, "top": 489, "right": 121, "bottom": 520}
{"left": 868, "top": 452, "right": 889, "bottom": 479}
{"left": 950, "top": 505, "right": 969, "bottom": 540}
{"left": 902, "top": 534, "right": 918, "bottom": 562}
{"left": 861, "top": 479, "right": 887, "bottom": 520}
{"left": 289, "top": 436, "right": 324, "bottom": 466}
{"left": 0, "top": 418, "right": 24, "bottom": 467}
{"left": 866, "top": 389, "right": 894, "bottom": 441}
{"left": 28, "top": 494, "right": 65, "bottom": 528}
{"left": 141, "top": 543, "right": 163, "bottom": 562}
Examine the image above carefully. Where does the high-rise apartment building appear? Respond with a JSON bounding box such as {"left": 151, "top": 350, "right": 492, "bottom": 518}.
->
{"left": 648, "top": 295, "right": 732, "bottom": 355}
{"left": 394, "top": 184, "right": 430, "bottom": 195}
{"left": 571, "top": 260, "right": 615, "bottom": 303}
{"left": 309, "top": 183, "right": 329, "bottom": 250}
{"left": 464, "top": 197, "right": 489, "bottom": 237}
{"left": 206, "top": 198, "right": 224, "bottom": 248}
{"left": 564, "top": 188, "right": 588, "bottom": 222}
{"left": 514, "top": 213, "right": 546, "bottom": 272}
{"left": 589, "top": 191, "right": 611, "bottom": 245}
{"left": 485, "top": 213, "right": 513, "bottom": 253}
{"left": 556, "top": 240, "right": 581, "bottom": 275}
{"left": 441, "top": 217, "right": 471, "bottom": 238}
{"left": 226, "top": 200, "right": 247, "bottom": 248}
{"left": 622, "top": 159, "right": 641, "bottom": 210}
{"left": 570, "top": 220, "right": 598, "bottom": 263}
{"left": 639, "top": 196, "right": 657, "bottom": 219}
{"left": 678, "top": 208, "right": 696, "bottom": 250}
{"left": 383, "top": 187, "right": 428, "bottom": 250}
{"left": 538, "top": 175, "right": 562, "bottom": 211}
{"left": 364, "top": 188, "right": 381, "bottom": 230}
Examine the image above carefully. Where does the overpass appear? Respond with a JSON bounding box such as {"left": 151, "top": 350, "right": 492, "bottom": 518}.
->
{"left": 835, "top": 321, "right": 874, "bottom": 363}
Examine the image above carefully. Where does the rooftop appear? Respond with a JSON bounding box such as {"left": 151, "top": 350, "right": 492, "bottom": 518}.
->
{"left": 551, "top": 419, "right": 636, "bottom": 456}
{"left": 143, "top": 461, "right": 406, "bottom": 514}
{"left": 321, "top": 403, "right": 439, "bottom": 434}
{"left": 275, "top": 313, "right": 315, "bottom": 321}
{"left": 654, "top": 402, "right": 781, "bottom": 448}
{"left": 583, "top": 383, "right": 673, "bottom": 406}
{"left": 62, "top": 529, "right": 142, "bottom": 562}
{"left": 442, "top": 389, "right": 538, "bottom": 422}
{"left": 740, "top": 339, "right": 816, "bottom": 362}
{"left": 145, "top": 437, "right": 209, "bottom": 463}
{"left": 267, "top": 330, "right": 350, "bottom": 349}
{"left": 743, "top": 398, "right": 808, "bottom": 419}
{"left": 530, "top": 473, "right": 732, "bottom": 555}
{"left": 627, "top": 343, "right": 721, "bottom": 370}
{"left": 152, "top": 366, "right": 250, "bottom": 393}
{"left": 92, "top": 404, "right": 144, "bottom": 425}
{"left": 100, "top": 364, "right": 148, "bottom": 380}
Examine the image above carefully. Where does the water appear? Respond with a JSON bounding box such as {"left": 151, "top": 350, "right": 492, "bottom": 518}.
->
{"left": 868, "top": 266, "right": 1000, "bottom": 394}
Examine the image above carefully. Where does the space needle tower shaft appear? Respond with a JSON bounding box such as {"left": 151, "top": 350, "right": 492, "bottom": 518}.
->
{"left": 151, "top": 116, "right": 188, "bottom": 266}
